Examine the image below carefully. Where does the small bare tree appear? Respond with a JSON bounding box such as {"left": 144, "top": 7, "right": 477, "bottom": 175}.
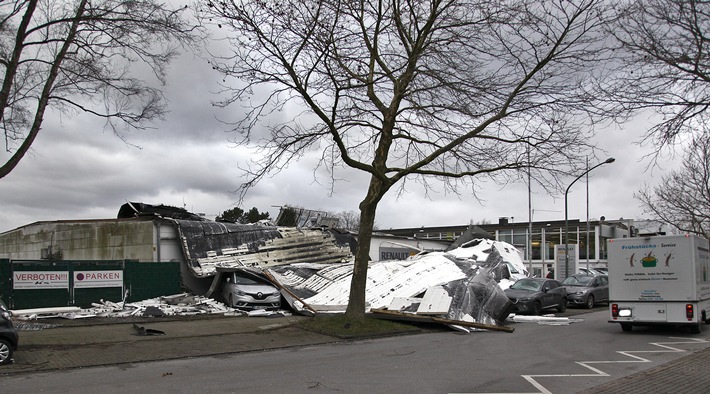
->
{"left": 0, "top": 0, "right": 199, "bottom": 179}
{"left": 603, "top": 0, "right": 710, "bottom": 148}
{"left": 201, "top": 0, "right": 616, "bottom": 318}
{"left": 635, "top": 134, "right": 710, "bottom": 238}
{"left": 332, "top": 210, "right": 360, "bottom": 231}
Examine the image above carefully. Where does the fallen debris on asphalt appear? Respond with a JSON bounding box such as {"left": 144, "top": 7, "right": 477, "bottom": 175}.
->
{"left": 10, "top": 293, "right": 290, "bottom": 321}
{"left": 508, "top": 314, "right": 584, "bottom": 325}
{"left": 132, "top": 323, "right": 166, "bottom": 336}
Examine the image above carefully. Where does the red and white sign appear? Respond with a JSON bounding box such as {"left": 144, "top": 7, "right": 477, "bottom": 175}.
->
{"left": 13, "top": 271, "right": 69, "bottom": 289}
{"left": 74, "top": 271, "right": 123, "bottom": 288}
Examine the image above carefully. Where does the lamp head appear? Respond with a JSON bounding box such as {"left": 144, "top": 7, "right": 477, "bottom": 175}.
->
{"left": 604, "top": 158, "right": 615, "bottom": 164}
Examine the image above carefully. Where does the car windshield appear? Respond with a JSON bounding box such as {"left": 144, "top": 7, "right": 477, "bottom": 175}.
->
{"left": 506, "top": 262, "right": 520, "bottom": 274}
{"left": 562, "top": 276, "right": 593, "bottom": 286}
{"left": 231, "top": 274, "right": 260, "bottom": 285}
{"left": 510, "top": 279, "right": 542, "bottom": 291}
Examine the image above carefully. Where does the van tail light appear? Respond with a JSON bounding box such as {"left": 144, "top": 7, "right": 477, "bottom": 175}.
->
{"left": 612, "top": 303, "right": 619, "bottom": 318}
{"left": 686, "top": 304, "right": 694, "bottom": 320}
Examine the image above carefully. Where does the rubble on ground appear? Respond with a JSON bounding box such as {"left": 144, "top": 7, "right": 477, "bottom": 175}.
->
{"left": 508, "top": 314, "right": 584, "bottom": 325}
{"left": 10, "top": 293, "right": 289, "bottom": 320}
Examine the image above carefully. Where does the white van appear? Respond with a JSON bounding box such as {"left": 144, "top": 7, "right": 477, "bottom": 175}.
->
{"left": 608, "top": 235, "right": 710, "bottom": 333}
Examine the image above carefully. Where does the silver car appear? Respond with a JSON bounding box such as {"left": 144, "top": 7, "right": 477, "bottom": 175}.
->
{"left": 221, "top": 272, "right": 281, "bottom": 310}
{"left": 561, "top": 274, "right": 609, "bottom": 309}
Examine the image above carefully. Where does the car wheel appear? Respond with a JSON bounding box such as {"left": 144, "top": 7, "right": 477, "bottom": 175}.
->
{"left": 585, "top": 295, "right": 595, "bottom": 309}
{"left": 532, "top": 301, "right": 542, "bottom": 315}
{"left": 557, "top": 299, "right": 567, "bottom": 313}
{"left": 0, "top": 338, "right": 13, "bottom": 365}
{"left": 620, "top": 323, "right": 632, "bottom": 332}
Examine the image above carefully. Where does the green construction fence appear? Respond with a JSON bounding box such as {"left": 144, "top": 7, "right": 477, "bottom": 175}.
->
{"left": 0, "top": 259, "right": 183, "bottom": 309}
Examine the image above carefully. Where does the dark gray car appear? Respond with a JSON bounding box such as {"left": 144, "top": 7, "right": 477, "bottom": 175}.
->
{"left": 561, "top": 274, "right": 609, "bottom": 309}
{"left": 504, "top": 278, "right": 567, "bottom": 315}
{"left": 0, "top": 299, "right": 18, "bottom": 365}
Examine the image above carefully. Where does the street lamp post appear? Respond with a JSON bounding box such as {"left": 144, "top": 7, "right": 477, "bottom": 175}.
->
{"left": 564, "top": 158, "right": 615, "bottom": 280}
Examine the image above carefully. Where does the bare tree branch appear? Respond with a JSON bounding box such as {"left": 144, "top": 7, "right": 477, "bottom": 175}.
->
{"left": 200, "top": 0, "right": 616, "bottom": 317}
{"left": 0, "top": 0, "right": 201, "bottom": 179}
{"left": 635, "top": 133, "right": 710, "bottom": 238}
{"left": 600, "top": 0, "right": 710, "bottom": 151}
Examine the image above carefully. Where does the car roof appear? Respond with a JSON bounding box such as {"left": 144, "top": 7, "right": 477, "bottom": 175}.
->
{"left": 518, "top": 277, "right": 555, "bottom": 283}
{"left": 567, "top": 273, "right": 607, "bottom": 279}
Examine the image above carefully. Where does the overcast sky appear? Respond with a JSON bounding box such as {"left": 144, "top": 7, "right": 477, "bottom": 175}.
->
{"left": 0, "top": 46, "right": 682, "bottom": 234}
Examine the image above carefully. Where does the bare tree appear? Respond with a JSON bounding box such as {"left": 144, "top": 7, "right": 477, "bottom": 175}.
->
{"left": 635, "top": 134, "right": 710, "bottom": 238}
{"left": 201, "top": 0, "right": 616, "bottom": 318}
{"left": 0, "top": 0, "right": 199, "bottom": 179}
{"left": 603, "top": 0, "right": 710, "bottom": 149}
{"left": 332, "top": 210, "right": 360, "bottom": 231}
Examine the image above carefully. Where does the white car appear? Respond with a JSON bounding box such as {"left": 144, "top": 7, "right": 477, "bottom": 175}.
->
{"left": 221, "top": 272, "right": 281, "bottom": 310}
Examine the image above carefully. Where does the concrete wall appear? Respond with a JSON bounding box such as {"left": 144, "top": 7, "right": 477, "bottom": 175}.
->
{"left": 0, "top": 219, "right": 158, "bottom": 262}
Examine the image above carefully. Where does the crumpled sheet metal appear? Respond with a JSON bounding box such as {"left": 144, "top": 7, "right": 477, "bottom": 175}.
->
{"left": 187, "top": 227, "right": 353, "bottom": 278}
{"left": 443, "top": 267, "right": 515, "bottom": 332}
{"left": 446, "top": 238, "right": 528, "bottom": 277}
{"left": 268, "top": 247, "right": 515, "bottom": 330}
{"left": 268, "top": 252, "right": 467, "bottom": 312}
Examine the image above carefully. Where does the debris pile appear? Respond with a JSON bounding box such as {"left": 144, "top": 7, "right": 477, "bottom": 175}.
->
{"left": 11, "top": 293, "right": 247, "bottom": 320}
{"left": 265, "top": 242, "right": 520, "bottom": 332}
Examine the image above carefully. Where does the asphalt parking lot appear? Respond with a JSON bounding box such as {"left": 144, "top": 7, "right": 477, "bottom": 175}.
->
{"left": 2, "top": 305, "right": 710, "bottom": 394}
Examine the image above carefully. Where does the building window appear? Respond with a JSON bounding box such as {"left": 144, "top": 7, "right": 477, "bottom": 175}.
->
{"left": 498, "top": 230, "right": 512, "bottom": 245}
{"left": 546, "top": 228, "right": 562, "bottom": 261}
{"left": 578, "top": 229, "right": 597, "bottom": 261}
{"left": 530, "top": 230, "right": 542, "bottom": 260}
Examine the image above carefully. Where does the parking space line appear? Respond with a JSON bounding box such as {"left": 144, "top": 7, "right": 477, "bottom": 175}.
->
{"left": 459, "top": 337, "right": 709, "bottom": 394}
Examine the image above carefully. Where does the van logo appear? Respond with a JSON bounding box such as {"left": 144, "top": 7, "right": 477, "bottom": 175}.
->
{"left": 641, "top": 252, "right": 657, "bottom": 268}
{"left": 630, "top": 252, "right": 672, "bottom": 268}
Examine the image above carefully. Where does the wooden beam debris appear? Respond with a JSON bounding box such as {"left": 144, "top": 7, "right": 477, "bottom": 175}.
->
{"left": 370, "top": 308, "right": 515, "bottom": 333}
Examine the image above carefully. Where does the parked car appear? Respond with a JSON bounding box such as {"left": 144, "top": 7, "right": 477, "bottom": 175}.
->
{"left": 504, "top": 278, "right": 567, "bottom": 315}
{"left": 0, "top": 299, "right": 19, "bottom": 365}
{"left": 578, "top": 267, "right": 605, "bottom": 276}
{"left": 561, "top": 274, "right": 609, "bottom": 309}
{"left": 220, "top": 272, "right": 281, "bottom": 310}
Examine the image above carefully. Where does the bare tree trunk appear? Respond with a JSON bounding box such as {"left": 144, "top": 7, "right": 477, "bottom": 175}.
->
{"left": 345, "top": 175, "right": 387, "bottom": 319}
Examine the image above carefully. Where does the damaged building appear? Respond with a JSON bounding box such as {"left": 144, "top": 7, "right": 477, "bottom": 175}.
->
{"left": 0, "top": 203, "right": 535, "bottom": 329}
{"left": 0, "top": 203, "right": 352, "bottom": 307}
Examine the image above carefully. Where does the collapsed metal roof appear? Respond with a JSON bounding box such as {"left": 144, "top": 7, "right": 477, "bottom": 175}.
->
{"left": 263, "top": 242, "right": 517, "bottom": 331}
{"left": 115, "top": 202, "right": 517, "bottom": 331}
{"left": 176, "top": 222, "right": 353, "bottom": 278}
